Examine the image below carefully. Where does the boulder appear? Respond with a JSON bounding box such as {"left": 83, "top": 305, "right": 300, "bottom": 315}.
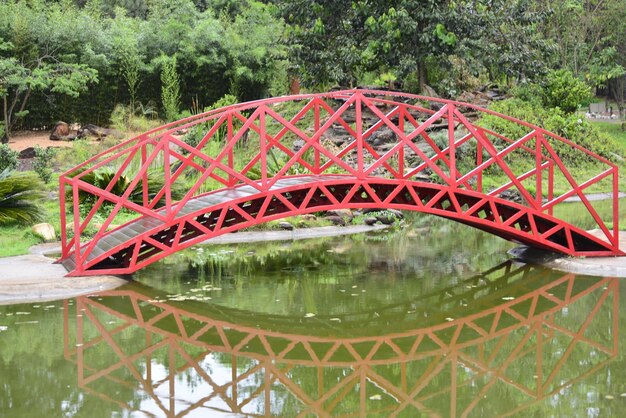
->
{"left": 18, "top": 147, "right": 36, "bottom": 159}
{"left": 49, "top": 121, "right": 70, "bottom": 141}
{"left": 363, "top": 217, "right": 378, "bottom": 226}
{"left": 422, "top": 84, "right": 440, "bottom": 98}
{"left": 278, "top": 221, "right": 294, "bottom": 231}
{"left": 301, "top": 214, "right": 317, "bottom": 221}
{"left": 327, "top": 209, "right": 353, "bottom": 221}
{"left": 325, "top": 215, "right": 346, "bottom": 226}
{"left": 370, "top": 128, "right": 395, "bottom": 146}
{"left": 32, "top": 223, "right": 56, "bottom": 242}
{"left": 387, "top": 209, "right": 404, "bottom": 219}
{"left": 361, "top": 208, "right": 381, "bottom": 214}
{"left": 376, "top": 213, "right": 396, "bottom": 225}
{"left": 77, "top": 124, "right": 111, "bottom": 140}
{"left": 292, "top": 139, "right": 306, "bottom": 152}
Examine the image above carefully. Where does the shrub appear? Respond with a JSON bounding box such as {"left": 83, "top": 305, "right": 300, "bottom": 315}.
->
{"left": 477, "top": 98, "right": 621, "bottom": 164}
{"left": 110, "top": 104, "right": 161, "bottom": 133}
{"left": 181, "top": 94, "right": 239, "bottom": 153}
{"left": 33, "top": 145, "right": 57, "bottom": 184}
{"left": 0, "top": 170, "right": 44, "bottom": 225}
{"left": 161, "top": 55, "right": 181, "bottom": 122}
{"left": 0, "top": 144, "right": 19, "bottom": 172}
{"left": 542, "top": 69, "right": 592, "bottom": 114}
{"left": 511, "top": 82, "right": 544, "bottom": 107}
{"left": 71, "top": 168, "right": 185, "bottom": 210}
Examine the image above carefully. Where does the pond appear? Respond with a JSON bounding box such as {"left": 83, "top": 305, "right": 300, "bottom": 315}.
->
{"left": 0, "top": 210, "right": 624, "bottom": 417}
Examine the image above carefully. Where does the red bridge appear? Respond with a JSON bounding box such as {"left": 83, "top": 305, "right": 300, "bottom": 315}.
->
{"left": 58, "top": 90, "right": 623, "bottom": 276}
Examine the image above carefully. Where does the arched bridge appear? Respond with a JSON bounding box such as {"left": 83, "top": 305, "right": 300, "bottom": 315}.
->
{"left": 59, "top": 90, "right": 623, "bottom": 276}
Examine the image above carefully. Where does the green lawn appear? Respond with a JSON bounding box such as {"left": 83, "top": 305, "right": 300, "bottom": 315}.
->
{"left": 592, "top": 121, "right": 626, "bottom": 155}
{"left": 0, "top": 226, "right": 42, "bottom": 257}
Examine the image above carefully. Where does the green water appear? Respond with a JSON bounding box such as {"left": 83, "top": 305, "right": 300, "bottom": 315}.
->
{"left": 0, "top": 212, "right": 624, "bottom": 417}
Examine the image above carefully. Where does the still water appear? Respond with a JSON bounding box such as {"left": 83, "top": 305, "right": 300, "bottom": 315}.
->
{"left": 0, "top": 213, "right": 624, "bottom": 417}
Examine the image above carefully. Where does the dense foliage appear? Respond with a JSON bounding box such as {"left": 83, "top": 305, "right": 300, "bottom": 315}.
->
{"left": 0, "top": 0, "right": 623, "bottom": 135}
{"left": 0, "top": 0, "right": 287, "bottom": 139}
{"left": 478, "top": 98, "right": 621, "bottom": 164}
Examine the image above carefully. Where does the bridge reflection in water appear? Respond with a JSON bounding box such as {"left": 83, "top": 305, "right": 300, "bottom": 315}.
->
{"left": 64, "top": 264, "right": 618, "bottom": 417}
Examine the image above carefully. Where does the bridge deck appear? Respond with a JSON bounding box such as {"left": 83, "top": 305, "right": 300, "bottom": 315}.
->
{"left": 61, "top": 175, "right": 345, "bottom": 272}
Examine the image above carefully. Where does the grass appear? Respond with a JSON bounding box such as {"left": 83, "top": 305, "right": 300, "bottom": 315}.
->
{"left": 591, "top": 121, "right": 626, "bottom": 155}
{"left": 0, "top": 226, "right": 43, "bottom": 257}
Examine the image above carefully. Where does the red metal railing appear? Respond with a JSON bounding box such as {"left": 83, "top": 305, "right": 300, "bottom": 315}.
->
{"left": 59, "top": 90, "right": 622, "bottom": 275}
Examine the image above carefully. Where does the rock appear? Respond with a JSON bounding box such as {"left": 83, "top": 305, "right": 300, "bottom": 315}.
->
{"left": 92, "top": 222, "right": 120, "bottom": 231}
{"left": 429, "top": 102, "right": 445, "bottom": 111}
{"left": 414, "top": 172, "right": 431, "bottom": 182}
{"left": 18, "top": 147, "right": 36, "bottom": 159}
{"left": 49, "top": 121, "right": 70, "bottom": 141}
{"left": 341, "top": 111, "right": 356, "bottom": 124}
{"left": 422, "top": 84, "right": 439, "bottom": 98}
{"left": 325, "top": 215, "right": 346, "bottom": 226}
{"left": 374, "top": 143, "right": 395, "bottom": 152}
{"left": 387, "top": 209, "right": 404, "bottom": 219}
{"left": 329, "top": 136, "right": 349, "bottom": 147}
{"left": 376, "top": 213, "right": 396, "bottom": 225}
{"left": 363, "top": 217, "right": 378, "bottom": 226}
{"left": 370, "top": 128, "right": 395, "bottom": 146}
{"left": 327, "top": 209, "right": 353, "bottom": 221}
{"left": 361, "top": 208, "right": 380, "bottom": 215}
{"left": 498, "top": 189, "right": 523, "bottom": 204}
{"left": 76, "top": 123, "right": 117, "bottom": 141}
{"left": 32, "top": 223, "right": 56, "bottom": 242}
{"left": 292, "top": 139, "right": 306, "bottom": 152}
{"left": 301, "top": 214, "right": 317, "bottom": 221}
{"left": 278, "top": 221, "right": 294, "bottom": 230}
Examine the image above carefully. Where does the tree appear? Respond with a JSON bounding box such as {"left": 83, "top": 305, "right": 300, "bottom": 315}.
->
{"left": 542, "top": 69, "right": 592, "bottom": 113}
{"left": 539, "top": 0, "right": 626, "bottom": 87}
{"left": 278, "top": 0, "right": 548, "bottom": 93}
{"left": 0, "top": 48, "right": 97, "bottom": 143}
{"left": 361, "top": 1, "right": 457, "bottom": 92}
{"left": 160, "top": 55, "right": 181, "bottom": 121}
{"left": 450, "top": 0, "right": 553, "bottom": 86}
{"left": 278, "top": 0, "right": 372, "bottom": 88}
{"left": 0, "top": 2, "right": 98, "bottom": 143}
{"left": 225, "top": 1, "right": 288, "bottom": 101}
{"left": 109, "top": 9, "right": 145, "bottom": 113}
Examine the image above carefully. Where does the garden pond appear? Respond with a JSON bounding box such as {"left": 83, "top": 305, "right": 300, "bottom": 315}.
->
{"left": 0, "top": 206, "right": 625, "bottom": 417}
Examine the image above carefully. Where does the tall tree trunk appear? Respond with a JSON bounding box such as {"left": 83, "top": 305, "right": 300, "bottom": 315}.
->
{"left": 1, "top": 95, "right": 8, "bottom": 144}
{"left": 417, "top": 61, "right": 428, "bottom": 94}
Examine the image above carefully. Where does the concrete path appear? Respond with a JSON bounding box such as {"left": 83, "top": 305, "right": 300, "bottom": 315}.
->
{"left": 510, "top": 230, "right": 626, "bottom": 278}
{"left": 0, "top": 244, "right": 127, "bottom": 305}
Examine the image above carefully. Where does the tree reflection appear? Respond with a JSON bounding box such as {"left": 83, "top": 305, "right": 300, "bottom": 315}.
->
{"left": 66, "top": 263, "right": 618, "bottom": 417}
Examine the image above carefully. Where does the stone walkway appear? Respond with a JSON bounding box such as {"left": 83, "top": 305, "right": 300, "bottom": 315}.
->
{"left": 510, "top": 230, "right": 626, "bottom": 278}
{"left": 0, "top": 249, "right": 127, "bottom": 305}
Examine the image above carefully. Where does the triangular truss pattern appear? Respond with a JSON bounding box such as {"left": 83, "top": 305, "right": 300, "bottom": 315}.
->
{"left": 58, "top": 90, "right": 622, "bottom": 275}
{"left": 64, "top": 271, "right": 618, "bottom": 417}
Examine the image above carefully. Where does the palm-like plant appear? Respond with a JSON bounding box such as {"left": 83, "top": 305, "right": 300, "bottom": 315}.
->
{"left": 70, "top": 168, "right": 184, "bottom": 209}
{"left": 0, "top": 169, "right": 44, "bottom": 225}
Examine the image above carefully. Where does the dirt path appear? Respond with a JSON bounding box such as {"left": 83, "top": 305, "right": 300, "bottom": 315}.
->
{"left": 5, "top": 131, "right": 76, "bottom": 152}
